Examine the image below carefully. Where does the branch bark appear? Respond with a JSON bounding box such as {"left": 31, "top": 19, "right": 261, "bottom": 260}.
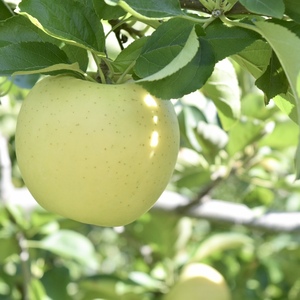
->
{"left": 153, "top": 191, "right": 300, "bottom": 233}
{"left": 179, "top": 0, "right": 250, "bottom": 15}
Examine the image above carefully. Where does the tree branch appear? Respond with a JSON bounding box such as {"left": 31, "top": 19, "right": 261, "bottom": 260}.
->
{"left": 153, "top": 191, "right": 300, "bottom": 233}
{"left": 179, "top": 0, "right": 250, "bottom": 15}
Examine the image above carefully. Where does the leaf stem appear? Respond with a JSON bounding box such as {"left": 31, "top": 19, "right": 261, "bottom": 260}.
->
{"left": 219, "top": 15, "right": 262, "bottom": 35}
{"left": 91, "top": 52, "right": 107, "bottom": 84}
{"left": 116, "top": 61, "right": 136, "bottom": 84}
{"left": 179, "top": 14, "right": 213, "bottom": 24}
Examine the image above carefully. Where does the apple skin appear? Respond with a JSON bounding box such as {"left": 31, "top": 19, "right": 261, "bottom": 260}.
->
{"left": 164, "top": 263, "right": 231, "bottom": 300}
{"left": 15, "top": 75, "right": 179, "bottom": 226}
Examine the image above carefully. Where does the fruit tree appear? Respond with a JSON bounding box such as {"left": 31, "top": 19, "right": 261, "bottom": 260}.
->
{"left": 1, "top": 0, "right": 300, "bottom": 299}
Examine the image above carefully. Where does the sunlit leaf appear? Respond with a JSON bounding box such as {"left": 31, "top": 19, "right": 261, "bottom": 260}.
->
{"left": 254, "top": 22, "right": 300, "bottom": 89}
{"left": 227, "top": 118, "right": 268, "bottom": 156}
{"left": 241, "top": 92, "right": 277, "bottom": 120}
{"left": 135, "top": 18, "right": 199, "bottom": 81}
{"left": 29, "top": 230, "right": 99, "bottom": 269}
{"left": 254, "top": 21, "right": 300, "bottom": 177}
{"left": 28, "top": 279, "right": 47, "bottom": 300}
{"left": 273, "top": 90, "right": 298, "bottom": 123}
{"left": 178, "top": 103, "right": 207, "bottom": 151}
{"left": 191, "top": 233, "right": 253, "bottom": 261}
{"left": 259, "top": 119, "right": 299, "bottom": 149}
{"left": 202, "top": 59, "right": 241, "bottom": 130}
{"left": 139, "top": 38, "right": 215, "bottom": 99}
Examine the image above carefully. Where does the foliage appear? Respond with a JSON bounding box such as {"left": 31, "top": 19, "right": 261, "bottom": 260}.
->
{"left": 1, "top": 0, "right": 300, "bottom": 299}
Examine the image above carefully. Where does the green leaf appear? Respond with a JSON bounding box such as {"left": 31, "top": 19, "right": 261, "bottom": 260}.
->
{"left": 62, "top": 44, "right": 89, "bottom": 72}
{"left": 111, "top": 0, "right": 184, "bottom": 19}
{"left": 138, "top": 38, "right": 215, "bottom": 99}
{"left": 129, "top": 271, "right": 166, "bottom": 289}
{"left": 241, "top": 92, "right": 277, "bottom": 120}
{"left": 175, "top": 168, "right": 211, "bottom": 190}
{"left": 30, "top": 230, "right": 99, "bottom": 269}
{"left": 126, "top": 210, "right": 182, "bottom": 257}
{"left": 19, "top": 0, "right": 105, "bottom": 53}
{"left": 14, "top": 63, "right": 85, "bottom": 77}
{"left": 226, "top": 118, "right": 268, "bottom": 156}
{"left": 204, "top": 20, "right": 261, "bottom": 62}
{"left": 296, "top": 141, "right": 300, "bottom": 180}
{"left": 135, "top": 18, "right": 199, "bottom": 81}
{"left": 298, "top": 72, "right": 300, "bottom": 98}
{"left": 254, "top": 21, "right": 300, "bottom": 176}
{"left": 239, "top": 0, "right": 285, "bottom": 18}
{"left": 195, "top": 121, "right": 229, "bottom": 160}
{"left": 273, "top": 90, "right": 298, "bottom": 123}
{"left": 178, "top": 104, "right": 207, "bottom": 151}
{"left": 232, "top": 39, "right": 272, "bottom": 79}
{"left": 0, "top": 42, "right": 78, "bottom": 76}
{"left": 42, "top": 267, "right": 72, "bottom": 300}
{"left": 79, "top": 275, "right": 144, "bottom": 300}
{"left": 0, "top": 0, "right": 14, "bottom": 20}
{"left": 269, "top": 19, "right": 300, "bottom": 39}
{"left": 113, "top": 37, "right": 148, "bottom": 73}
{"left": 255, "top": 51, "right": 289, "bottom": 102}
{"left": 284, "top": 0, "right": 300, "bottom": 23}
{"left": 202, "top": 59, "right": 241, "bottom": 130}
{"left": 28, "top": 279, "right": 47, "bottom": 300}
{"left": 0, "top": 237, "right": 19, "bottom": 262}
{"left": 0, "top": 17, "right": 86, "bottom": 75}
{"left": 191, "top": 233, "right": 253, "bottom": 261}
{"left": 259, "top": 118, "right": 299, "bottom": 149}
{"left": 93, "top": 0, "right": 126, "bottom": 20}
{"left": 0, "top": 15, "right": 57, "bottom": 47}
{"left": 74, "top": 0, "right": 95, "bottom": 10}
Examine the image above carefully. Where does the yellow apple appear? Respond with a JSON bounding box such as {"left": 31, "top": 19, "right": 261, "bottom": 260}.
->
{"left": 15, "top": 75, "right": 179, "bottom": 226}
{"left": 164, "top": 263, "right": 231, "bottom": 300}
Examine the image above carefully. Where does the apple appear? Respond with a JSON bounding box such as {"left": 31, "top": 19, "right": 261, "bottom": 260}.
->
{"left": 15, "top": 75, "right": 179, "bottom": 226}
{"left": 164, "top": 263, "right": 231, "bottom": 300}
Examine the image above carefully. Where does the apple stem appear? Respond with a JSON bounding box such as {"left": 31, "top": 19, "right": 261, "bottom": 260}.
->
{"left": 91, "top": 52, "right": 107, "bottom": 84}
